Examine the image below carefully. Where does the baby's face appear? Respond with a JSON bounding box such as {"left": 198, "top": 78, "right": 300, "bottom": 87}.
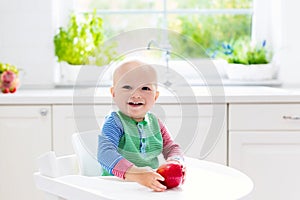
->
{"left": 111, "top": 62, "right": 159, "bottom": 122}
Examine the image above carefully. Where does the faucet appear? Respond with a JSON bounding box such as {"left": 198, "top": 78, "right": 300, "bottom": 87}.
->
{"left": 147, "top": 40, "right": 172, "bottom": 87}
{"left": 147, "top": 40, "right": 158, "bottom": 50}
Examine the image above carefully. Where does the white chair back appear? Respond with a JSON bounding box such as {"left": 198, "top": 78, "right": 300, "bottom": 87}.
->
{"left": 72, "top": 130, "right": 103, "bottom": 176}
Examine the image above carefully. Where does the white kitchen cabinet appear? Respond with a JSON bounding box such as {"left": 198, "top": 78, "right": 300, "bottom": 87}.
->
{"left": 229, "top": 104, "right": 300, "bottom": 200}
{"left": 0, "top": 105, "right": 51, "bottom": 200}
{"left": 153, "top": 104, "right": 227, "bottom": 165}
{"left": 53, "top": 104, "right": 227, "bottom": 165}
{"left": 53, "top": 105, "right": 112, "bottom": 156}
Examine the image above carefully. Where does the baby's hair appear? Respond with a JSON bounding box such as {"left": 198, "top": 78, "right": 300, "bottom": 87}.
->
{"left": 111, "top": 57, "right": 148, "bottom": 74}
{"left": 111, "top": 57, "right": 158, "bottom": 86}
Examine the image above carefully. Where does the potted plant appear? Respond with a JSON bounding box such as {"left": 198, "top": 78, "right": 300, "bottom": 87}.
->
{"left": 0, "top": 63, "right": 20, "bottom": 94}
{"left": 219, "top": 37, "right": 275, "bottom": 81}
{"left": 54, "top": 11, "right": 116, "bottom": 84}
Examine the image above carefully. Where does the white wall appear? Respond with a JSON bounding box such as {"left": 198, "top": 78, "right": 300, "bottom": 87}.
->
{"left": 0, "top": 0, "right": 299, "bottom": 88}
{"left": 0, "top": 0, "right": 57, "bottom": 88}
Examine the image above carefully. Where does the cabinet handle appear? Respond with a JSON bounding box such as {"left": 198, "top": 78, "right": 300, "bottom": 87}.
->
{"left": 40, "top": 108, "right": 48, "bottom": 116}
{"left": 282, "top": 115, "right": 300, "bottom": 120}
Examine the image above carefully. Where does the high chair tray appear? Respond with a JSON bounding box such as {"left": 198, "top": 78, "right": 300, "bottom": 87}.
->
{"left": 34, "top": 158, "right": 253, "bottom": 200}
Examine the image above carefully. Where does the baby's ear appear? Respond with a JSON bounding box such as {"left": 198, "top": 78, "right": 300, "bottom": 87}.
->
{"left": 110, "top": 87, "right": 115, "bottom": 97}
{"left": 155, "top": 91, "right": 159, "bottom": 101}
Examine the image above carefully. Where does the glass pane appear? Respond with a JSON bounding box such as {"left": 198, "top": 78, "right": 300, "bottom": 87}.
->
{"left": 97, "top": 14, "right": 163, "bottom": 37}
{"left": 76, "top": 0, "right": 163, "bottom": 11}
{"left": 168, "top": 14, "right": 252, "bottom": 57}
{"left": 74, "top": 0, "right": 252, "bottom": 58}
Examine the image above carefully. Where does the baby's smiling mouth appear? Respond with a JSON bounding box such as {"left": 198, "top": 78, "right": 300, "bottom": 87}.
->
{"left": 128, "top": 101, "right": 144, "bottom": 106}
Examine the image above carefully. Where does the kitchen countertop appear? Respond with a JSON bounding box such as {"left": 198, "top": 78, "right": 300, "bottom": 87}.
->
{"left": 1, "top": 86, "right": 300, "bottom": 104}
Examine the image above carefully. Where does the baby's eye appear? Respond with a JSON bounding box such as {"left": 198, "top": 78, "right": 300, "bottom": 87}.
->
{"left": 122, "top": 85, "right": 132, "bottom": 90}
{"left": 141, "top": 86, "right": 151, "bottom": 91}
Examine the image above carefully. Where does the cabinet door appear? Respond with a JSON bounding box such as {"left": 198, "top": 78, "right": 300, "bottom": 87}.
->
{"left": 53, "top": 105, "right": 112, "bottom": 156}
{"left": 0, "top": 106, "right": 51, "bottom": 200}
{"left": 152, "top": 104, "right": 227, "bottom": 165}
{"left": 229, "top": 131, "right": 300, "bottom": 200}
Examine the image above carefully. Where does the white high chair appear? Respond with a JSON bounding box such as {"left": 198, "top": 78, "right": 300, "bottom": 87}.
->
{"left": 71, "top": 130, "right": 102, "bottom": 176}
{"left": 34, "top": 131, "right": 254, "bottom": 200}
{"left": 34, "top": 130, "right": 102, "bottom": 200}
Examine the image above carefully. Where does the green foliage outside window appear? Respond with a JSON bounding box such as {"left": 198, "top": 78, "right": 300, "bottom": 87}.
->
{"left": 77, "top": 0, "right": 252, "bottom": 59}
{"left": 168, "top": 14, "right": 251, "bottom": 58}
{"left": 168, "top": 0, "right": 252, "bottom": 58}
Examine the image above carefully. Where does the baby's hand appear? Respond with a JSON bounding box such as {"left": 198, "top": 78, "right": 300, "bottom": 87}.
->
{"left": 124, "top": 166, "right": 167, "bottom": 192}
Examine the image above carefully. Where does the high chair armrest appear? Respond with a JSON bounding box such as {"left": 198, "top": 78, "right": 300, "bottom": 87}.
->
{"left": 37, "top": 151, "right": 79, "bottom": 178}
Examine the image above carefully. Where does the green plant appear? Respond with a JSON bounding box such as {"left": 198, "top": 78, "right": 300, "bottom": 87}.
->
{"left": 219, "top": 37, "right": 272, "bottom": 65}
{"left": 54, "top": 11, "right": 115, "bottom": 66}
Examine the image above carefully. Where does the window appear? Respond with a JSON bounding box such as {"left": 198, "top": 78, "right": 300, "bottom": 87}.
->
{"left": 54, "top": 0, "right": 283, "bottom": 86}
{"left": 73, "top": 0, "right": 253, "bottom": 58}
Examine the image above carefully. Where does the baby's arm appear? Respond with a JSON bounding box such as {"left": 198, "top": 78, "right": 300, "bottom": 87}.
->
{"left": 159, "top": 119, "right": 184, "bottom": 164}
{"left": 98, "top": 113, "right": 133, "bottom": 177}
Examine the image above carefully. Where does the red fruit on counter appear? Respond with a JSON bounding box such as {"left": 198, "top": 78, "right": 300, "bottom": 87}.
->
{"left": 1, "top": 70, "right": 16, "bottom": 83}
{"left": 156, "top": 163, "right": 184, "bottom": 189}
{"left": 9, "top": 87, "right": 16, "bottom": 93}
{"left": 2, "top": 88, "right": 9, "bottom": 93}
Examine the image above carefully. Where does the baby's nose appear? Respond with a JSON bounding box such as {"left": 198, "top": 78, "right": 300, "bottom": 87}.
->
{"left": 131, "top": 89, "right": 142, "bottom": 98}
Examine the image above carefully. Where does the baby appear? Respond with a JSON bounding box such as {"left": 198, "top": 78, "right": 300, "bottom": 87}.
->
{"left": 98, "top": 59, "right": 185, "bottom": 192}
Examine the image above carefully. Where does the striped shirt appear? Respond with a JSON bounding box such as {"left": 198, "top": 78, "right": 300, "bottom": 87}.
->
{"left": 97, "top": 111, "right": 183, "bottom": 179}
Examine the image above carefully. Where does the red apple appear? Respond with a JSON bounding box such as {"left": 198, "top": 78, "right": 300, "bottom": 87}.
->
{"left": 156, "top": 163, "right": 183, "bottom": 189}
{"left": 2, "top": 88, "right": 9, "bottom": 93}
{"left": 9, "top": 87, "right": 16, "bottom": 93}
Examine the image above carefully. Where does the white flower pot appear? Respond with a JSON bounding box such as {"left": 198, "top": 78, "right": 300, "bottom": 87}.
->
{"left": 225, "top": 63, "right": 275, "bottom": 81}
{"left": 59, "top": 62, "right": 112, "bottom": 86}
{"left": 60, "top": 62, "right": 81, "bottom": 83}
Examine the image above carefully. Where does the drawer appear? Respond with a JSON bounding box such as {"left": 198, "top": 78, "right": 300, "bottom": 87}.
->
{"left": 229, "top": 104, "right": 300, "bottom": 131}
{"left": 152, "top": 104, "right": 225, "bottom": 117}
